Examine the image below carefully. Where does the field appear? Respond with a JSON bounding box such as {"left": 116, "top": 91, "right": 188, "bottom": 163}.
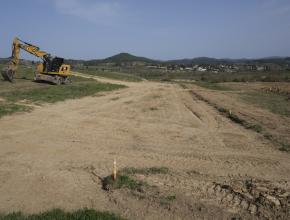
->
{"left": 0, "top": 64, "right": 125, "bottom": 118}
{"left": 183, "top": 81, "right": 290, "bottom": 151}
{"left": 96, "top": 65, "right": 290, "bottom": 82}
{"left": 73, "top": 66, "right": 143, "bottom": 82}
{"left": 0, "top": 66, "right": 289, "bottom": 219}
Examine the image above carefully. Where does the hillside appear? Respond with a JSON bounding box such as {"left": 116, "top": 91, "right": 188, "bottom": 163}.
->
{"left": 167, "top": 57, "right": 290, "bottom": 65}
{"left": 103, "top": 53, "right": 156, "bottom": 63}
{"left": 83, "top": 53, "right": 157, "bottom": 66}
{"left": 167, "top": 57, "right": 234, "bottom": 65}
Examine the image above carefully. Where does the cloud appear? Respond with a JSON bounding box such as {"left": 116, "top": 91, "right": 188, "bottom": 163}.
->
{"left": 259, "top": 0, "right": 290, "bottom": 16}
{"left": 53, "top": 0, "right": 121, "bottom": 25}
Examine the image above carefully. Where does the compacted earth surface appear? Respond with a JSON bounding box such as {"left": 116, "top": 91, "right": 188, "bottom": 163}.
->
{"left": 0, "top": 74, "right": 289, "bottom": 219}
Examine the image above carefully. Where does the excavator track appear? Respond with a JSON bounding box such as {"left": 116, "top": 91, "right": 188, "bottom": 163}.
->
{"left": 34, "top": 72, "right": 70, "bottom": 85}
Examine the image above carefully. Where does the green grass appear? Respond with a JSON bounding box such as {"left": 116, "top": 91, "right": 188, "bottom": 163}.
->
{"left": 102, "top": 174, "right": 148, "bottom": 191}
{"left": 164, "top": 195, "right": 176, "bottom": 201}
{"left": 74, "top": 68, "right": 143, "bottom": 82}
{"left": 245, "top": 124, "right": 263, "bottom": 133}
{"left": 122, "top": 167, "right": 169, "bottom": 175}
{"left": 0, "top": 103, "right": 32, "bottom": 118}
{"left": 159, "top": 195, "right": 176, "bottom": 208}
{"left": 102, "top": 167, "right": 169, "bottom": 191}
{"left": 241, "top": 92, "right": 290, "bottom": 117}
{"left": 279, "top": 143, "right": 290, "bottom": 152}
{"left": 220, "top": 108, "right": 263, "bottom": 133}
{"left": 194, "top": 81, "right": 232, "bottom": 91}
{"left": 1, "top": 82, "right": 125, "bottom": 104}
{"left": 0, "top": 208, "right": 125, "bottom": 220}
{"left": 0, "top": 64, "right": 126, "bottom": 118}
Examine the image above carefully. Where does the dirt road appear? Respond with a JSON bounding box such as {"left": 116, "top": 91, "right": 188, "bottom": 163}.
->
{"left": 0, "top": 76, "right": 289, "bottom": 219}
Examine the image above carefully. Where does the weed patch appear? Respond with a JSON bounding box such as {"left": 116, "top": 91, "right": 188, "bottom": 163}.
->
{"left": 194, "top": 81, "right": 232, "bottom": 91}
{"left": 102, "top": 174, "right": 148, "bottom": 191}
{"left": 0, "top": 208, "right": 125, "bottom": 220}
{"left": 2, "top": 82, "right": 125, "bottom": 104}
{"left": 0, "top": 103, "right": 32, "bottom": 118}
{"left": 179, "top": 84, "right": 188, "bottom": 89}
{"left": 123, "top": 167, "right": 169, "bottom": 175}
{"left": 279, "top": 143, "right": 290, "bottom": 152}
{"left": 159, "top": 195, "right": 176, "bottom": 208}
{"left": 149, "top": 107, "right": 158, "bottom": 111}
{"left": 219, "top": 109, "right": 263, "bottom": 133}
{"left": 245, "top": 124, "right": 263, "bottom": 133}
{"left": 241, "top": 92, "right": 290, "bottom": 117}
{"left": 102, "top": 167, "right": 169, "bottom": 191}
{"left": 74, "top": 68, "right": 142, "bottom": 82}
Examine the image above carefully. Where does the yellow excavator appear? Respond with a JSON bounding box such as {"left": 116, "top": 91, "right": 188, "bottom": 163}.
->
{"left": 1, "top": 37, "right": 71, "bottom": 84}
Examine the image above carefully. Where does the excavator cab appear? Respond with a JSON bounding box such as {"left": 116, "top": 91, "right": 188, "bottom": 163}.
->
{"left": 49, "top": 57, "right": 64, "bottom": 72}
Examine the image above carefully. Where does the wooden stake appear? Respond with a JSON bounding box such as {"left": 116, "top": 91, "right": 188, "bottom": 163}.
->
{"left": 113, "top": 158, "right": 117, "bottom": 181}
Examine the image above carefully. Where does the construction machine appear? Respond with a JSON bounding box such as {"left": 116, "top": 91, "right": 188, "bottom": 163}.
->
{"left": 1, "top": 37, "right": 71, "bottom": 84}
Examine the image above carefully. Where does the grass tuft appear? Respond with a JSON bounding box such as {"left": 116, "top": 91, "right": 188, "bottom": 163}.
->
{"left": 102, "top": 175, "right": 148, "bottom": 191}
{"left": 279, "top": 143, "right": 290, "bottom": 152}
{"left": 102, "top": 167, "right": 169, "bottom": 191}
{"left": 122, "top": 167, "right": 169, "bottom": 175}
{"left": 245, "top": 124, "right": 263, "bottom": 133}
{"left": 159, "top": 195, "right": 176, "bottom": 207}
{"left": 194, "top": 81, "right": 232, "bottom": 91}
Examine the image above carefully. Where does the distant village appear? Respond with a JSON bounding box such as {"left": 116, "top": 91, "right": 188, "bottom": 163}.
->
{"left": 85, "top": 58, "right": 290, "bottom": 73}
{"left": 144, "top": 63, "right": 289, "bottom": 73}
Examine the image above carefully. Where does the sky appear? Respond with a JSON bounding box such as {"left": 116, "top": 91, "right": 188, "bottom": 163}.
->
{"left": 1, "top": 0, "right": 290, "bottom": 60}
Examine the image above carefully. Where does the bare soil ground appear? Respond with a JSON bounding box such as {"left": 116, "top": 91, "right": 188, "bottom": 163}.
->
{"left": 223, "top": 82, "right": 290, "bottom": 92}
{"left": 0, "top": 76, "right": 289, "bottom": 219}
{"left": 188, "top": 82, "right": 290, "bottom": 149}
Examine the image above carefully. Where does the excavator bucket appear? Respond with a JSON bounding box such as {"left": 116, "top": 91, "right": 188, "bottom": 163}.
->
{"left": 1, "top": 68, "right": 14, "bottom": 82}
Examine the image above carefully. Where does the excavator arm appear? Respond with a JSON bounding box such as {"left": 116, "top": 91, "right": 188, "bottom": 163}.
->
{"left": 1, "top": 37, "right": 51, "bottom": 82}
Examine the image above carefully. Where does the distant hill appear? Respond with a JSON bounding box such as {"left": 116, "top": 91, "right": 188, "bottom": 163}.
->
{"left": 103, "top": 53, "right": 156, "bottom": 63}
{"left": 167, "top": 56, "right": 290, "bottom": 65}
{"left": 81, "top": 53, "right": 157, "bottom": 66}
{"left": 167, "top": 57, "right": 234, "bottom": 65}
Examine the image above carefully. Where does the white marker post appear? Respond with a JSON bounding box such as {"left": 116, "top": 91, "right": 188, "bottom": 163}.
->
{"left": 113, "top": 158, "right": 117, "bottom": 181}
